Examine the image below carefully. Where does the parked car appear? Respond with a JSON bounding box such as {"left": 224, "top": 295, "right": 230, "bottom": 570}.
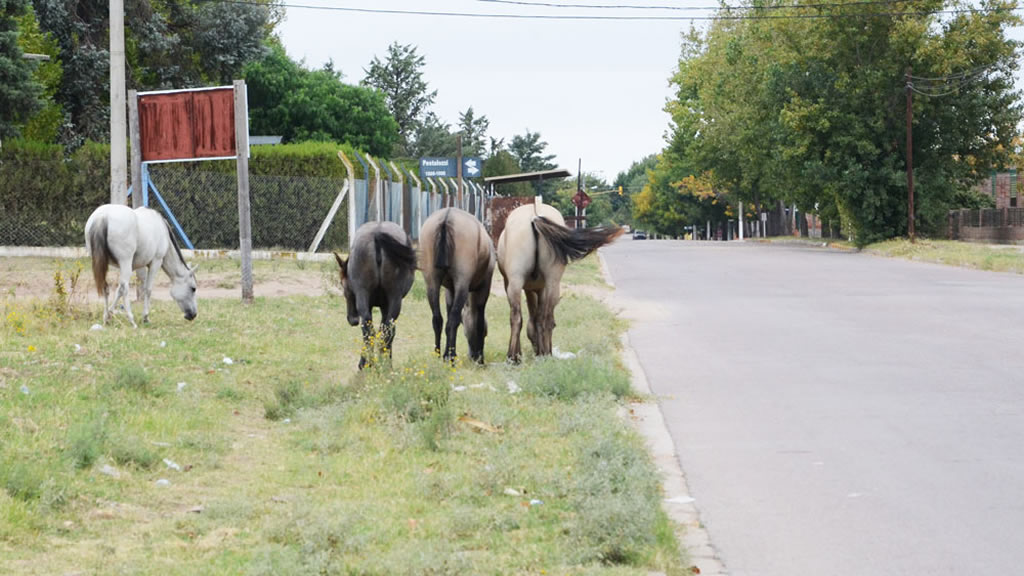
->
{"left": 632, "top": 229, "right": 647, "bottom": 240}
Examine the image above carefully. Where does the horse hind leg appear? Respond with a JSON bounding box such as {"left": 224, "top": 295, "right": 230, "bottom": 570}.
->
{"left": 113, "top": 266, "right": 137, "bottom": 328}
{"left": 102, "top": 283, "right": 112, "bottom": 325}
{"left": 505, "top": 279, "right": 525, "bottom": 364}
{"left": 380, "top": 296, "right": 403, "bottom": 360}
{"left": 444, "top": 285, "right": 468, "bottom": 363}
{"left": 141, "top": 263, "right": 158, "bottom": 324}
{"left": 538, "top": 282, "right": 561, "bottom": 356}
{"left": 525, "top": 289, "right": 540, "bottom": 355}
{"left": 465, "top": 286, "right": 491, "bottom": 364}
{"left": 426, "top": 281, "right": 444, "bottom": 357}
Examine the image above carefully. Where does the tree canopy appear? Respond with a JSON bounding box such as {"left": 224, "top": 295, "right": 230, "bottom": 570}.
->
{"left": 24, "top": 0, "right": 275, "bottom": 147}
{"left": 362, "top": 42, "right": 436, "bottom": 157}
{"left": 639, "top": 1, "right": 1023, "bottom": 245}
{"left": 1, "top": 0, "right": 43, "bottom": 140}
{"left": 244, "top": 43, "right": 398, "bottom": 157}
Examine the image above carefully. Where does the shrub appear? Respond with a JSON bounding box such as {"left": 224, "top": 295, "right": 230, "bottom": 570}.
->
{"left": 519, "top": 356, "right": 631, "bottom": 401}
{"left": 113, "top": 365, "right": 157, "bottom": 396}
{"left": 109, "top": 435, "right": 160, "bottom": 469}
{"left": 66, "top": 414, "right": 107, "bottom": 470}
{"left": 570, "top": 424, "right": 661, "bottom": 565}
{"left": 264, "top": 379, "right": 306, "bottom": 421}
{"left": 1, "top": 460, "right": 46, "bottom": 501}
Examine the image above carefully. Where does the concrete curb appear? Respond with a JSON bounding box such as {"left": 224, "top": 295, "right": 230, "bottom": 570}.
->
{"left": 598, "top": 250, "right": 728, "bottom": 576}
{"left": 0, "top": 246, "right": 335, "bottom": 262}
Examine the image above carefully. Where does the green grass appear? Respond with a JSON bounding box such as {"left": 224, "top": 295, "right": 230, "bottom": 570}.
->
{"left": 0, "top": 258, "right": 687, "bottom": 575}
{"left": 759, "top": 236, "right": 1024, "bottom": 273}
{"left": 865, "top": 238, "right": 1024, "bottom": 273}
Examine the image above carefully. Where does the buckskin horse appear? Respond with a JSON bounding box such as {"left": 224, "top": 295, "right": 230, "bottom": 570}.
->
{"left": 497, "top": 202, "right": 623, "bottom": 363}
{"left": 418, "top": 207, "right": 495, "bottom": 364}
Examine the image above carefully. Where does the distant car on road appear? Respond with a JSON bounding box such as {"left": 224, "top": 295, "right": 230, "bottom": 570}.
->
{"left": 632, "top": 230, "right": 647, "bottom": 240}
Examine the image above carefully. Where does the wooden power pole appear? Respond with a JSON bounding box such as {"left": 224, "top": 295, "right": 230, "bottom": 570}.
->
{"left": 109, "top": 0, "right": 128, "bottom": 204}
{"left": 906, "top": 69, "right": 916, "bottom": 242}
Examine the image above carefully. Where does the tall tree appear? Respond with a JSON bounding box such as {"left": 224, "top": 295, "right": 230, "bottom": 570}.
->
{"left": 409, "top": 111, "right": 457, "bottom": 158}
{"left": 1, "top": 0, "right": 43, "bottom": 140}
{"left": 15, "top": 5, "right": 60, "bottom": 142}
{"left": 482, "top": 149, "right": 532, "bottom": 196}
{"left": 244, "top": 42, "right": 398, "bottom": 157}
{"left": 362, "top": 42, "right": 436, "bottom": 157}
{"left": 611, "top": 155, "right": 657, "bottom": 224}
{"left": 189, "top": 1, "right": 270, "bottom": 84}
{"left": 458, "top": 106, "right": 489, "bottom": 157}
{"left": 656, "top": 0, "right": 1022, "bottom": 245}
{"left": 509, "top": 130, "right": 558, "bottom": 196}
{"left": 509, "top": 130, "right": 556, "bottom": 172}
{"left": 28, "top": 0, "right": 275, "bottom": 147}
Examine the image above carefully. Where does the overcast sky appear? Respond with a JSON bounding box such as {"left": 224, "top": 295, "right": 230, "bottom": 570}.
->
{"left": 278, "top": 1, "right": 1024, "bottom": 183}
{"left": 277, "top": 1, "right": 707, "bottom": 183}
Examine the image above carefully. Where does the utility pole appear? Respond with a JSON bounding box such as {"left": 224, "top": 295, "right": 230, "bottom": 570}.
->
{"left": 109, "top": 0, "right": 128, "bottom": 204}
{"left": 906, "top": 68, "right": 916, "bottom": 242}
{"left": 576, "top": 159, "right": 583, "bottom": 229}
{"left": 456, "top": 134, "right": 464, "bottom": 208}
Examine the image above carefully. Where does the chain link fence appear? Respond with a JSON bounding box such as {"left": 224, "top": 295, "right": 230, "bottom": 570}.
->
{"left": 0, "top": 157, "right": 107, "bottom": 247}
{"left": 147, "top": 164, "right": 349, "bottom": 251}
{"left": 2, "top": 157, "right": 490, "bottom": 252}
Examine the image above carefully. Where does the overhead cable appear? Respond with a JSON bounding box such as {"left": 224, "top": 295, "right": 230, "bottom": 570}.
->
{"left": 216, "top": 0, "right": 1022, "bottom": 21}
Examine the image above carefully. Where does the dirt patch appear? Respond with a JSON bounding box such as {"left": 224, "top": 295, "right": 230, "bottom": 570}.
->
{"left": 1, "top": 257, "right": 334, "bottom": 303}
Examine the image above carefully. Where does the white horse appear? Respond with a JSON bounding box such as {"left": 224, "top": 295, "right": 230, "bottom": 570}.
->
{"left": 85, "top": 204, "right": 198, "bottom": 327}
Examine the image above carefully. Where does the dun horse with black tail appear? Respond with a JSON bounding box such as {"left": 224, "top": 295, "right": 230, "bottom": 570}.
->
{"left": 419, "top": 207, "right": 496, "bottom": 364}
{"left": 497, "top": 202, "right": 624, "bottom": 363}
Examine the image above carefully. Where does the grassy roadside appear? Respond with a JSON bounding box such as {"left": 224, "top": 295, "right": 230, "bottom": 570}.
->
{"left": 863, "top": 238, "right": 1024, "bottom": 274}
{"left": 1, "top": 256, "right": 686, "bottom": 575}
{"left": 757, "top": 236, "right": 1024, "bottom": 274}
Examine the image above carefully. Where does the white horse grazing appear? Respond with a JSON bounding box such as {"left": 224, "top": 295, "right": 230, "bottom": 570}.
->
{"left": 85, "top": 204, "right": 198, "bottom": 327}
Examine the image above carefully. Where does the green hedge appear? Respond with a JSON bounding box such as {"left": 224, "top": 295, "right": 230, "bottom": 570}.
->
{"left": 0, "top": 140, "right": 110, "bottom": 246}
{"left": 0, "top": 140, "right": 374, "bottom": 250}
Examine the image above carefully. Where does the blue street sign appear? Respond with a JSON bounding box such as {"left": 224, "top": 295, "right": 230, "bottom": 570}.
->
{"left": 419, "top": 157, "right": 483, "bottom": 179}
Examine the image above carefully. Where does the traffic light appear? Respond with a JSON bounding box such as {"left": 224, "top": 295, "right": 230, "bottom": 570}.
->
{"left": 618, "top": 185, "right": 623, "bottom": 195}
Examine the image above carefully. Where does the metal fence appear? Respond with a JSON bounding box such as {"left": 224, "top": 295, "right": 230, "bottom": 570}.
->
{"left": 948, "top": 207, "right": 1024, "bottom": 244}
{"left": 0, "top": 157, "right": 105, "bottom": 247}
{"left": 1, "top": 156, "right": 490, "bottom": 252}
{"left": 146, "top": 164, "right": 351, "bottom": 252}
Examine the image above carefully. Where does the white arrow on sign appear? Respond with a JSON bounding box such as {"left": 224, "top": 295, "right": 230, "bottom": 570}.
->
{"left": 464, "top": 158, "right": 480, "bottom": 176}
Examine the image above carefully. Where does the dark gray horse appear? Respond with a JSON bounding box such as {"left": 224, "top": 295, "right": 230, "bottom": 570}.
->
{"left": 419, "top": 208, "right": 495, "bottom": 364}
{"left": 334, "top": 221, "right": 417, "bottom": 369}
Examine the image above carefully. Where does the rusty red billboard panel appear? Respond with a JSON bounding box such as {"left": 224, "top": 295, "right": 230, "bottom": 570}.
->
{"left": 139, "top": 87, "right": 238, "bottom": 163}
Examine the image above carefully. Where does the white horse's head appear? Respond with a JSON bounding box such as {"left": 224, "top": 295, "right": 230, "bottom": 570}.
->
{"left": 169, "top": 263, "right": 199, "bottom": 321}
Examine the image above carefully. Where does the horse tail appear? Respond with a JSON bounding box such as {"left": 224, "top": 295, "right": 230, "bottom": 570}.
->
{"left": 531, "top": 217, "right": 625, "bottom": 264}
{"left": 87, "top": 215, "right": 110, "bottom": 296}
{"left": 434, "top": 210, "right": 453, "bottom": 270}
{"left": 375, "top": 231, "right": 417, "bottom": 274}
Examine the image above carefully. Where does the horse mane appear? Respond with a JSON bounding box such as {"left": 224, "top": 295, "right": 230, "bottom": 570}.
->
{"left": 163, "top": 218, "right": 188, "bottom": 270}
{"left": 433, "top": 209, "right": 454, "bottom": 269}
{"left": 87, "top": 215, "right": 110, "bottom": 296}
{"left": 531, "top": 216, "right": 625, "bottom": 264}
{"left": 374, "top": 231, "right": 417, "bottom": 273}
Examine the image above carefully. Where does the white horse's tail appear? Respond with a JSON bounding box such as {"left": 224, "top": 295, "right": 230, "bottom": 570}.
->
{"left": 87, "top": 215, "right": 110, "bottom": 296}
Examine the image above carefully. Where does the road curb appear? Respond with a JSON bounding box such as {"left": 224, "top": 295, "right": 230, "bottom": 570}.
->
{"left": 598, "top": 250, "right": 728, "bottom": 576}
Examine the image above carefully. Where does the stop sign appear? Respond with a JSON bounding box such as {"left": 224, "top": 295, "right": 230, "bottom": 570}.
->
{"left": 572, "top": 190, "right": 591, "bottom": 209}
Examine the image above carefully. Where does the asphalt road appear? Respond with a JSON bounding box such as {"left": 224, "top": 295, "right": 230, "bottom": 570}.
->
{"left": 601, "top": 239, "right": 1024, "bottom": 576}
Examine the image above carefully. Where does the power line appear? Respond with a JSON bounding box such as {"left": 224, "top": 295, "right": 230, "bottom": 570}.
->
{"left": 908, "top": 65, "right": 996, "bottom": 82}
{"left": 473, "top": 0, "right": 918, "bottom": 11}
{"left": 216, "top": 0, "right": 1022, "bottom": 21}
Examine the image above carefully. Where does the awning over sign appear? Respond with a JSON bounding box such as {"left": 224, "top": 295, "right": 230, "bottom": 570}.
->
{"left": 483, "top": 169, "right": 571, "bottom": 185}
